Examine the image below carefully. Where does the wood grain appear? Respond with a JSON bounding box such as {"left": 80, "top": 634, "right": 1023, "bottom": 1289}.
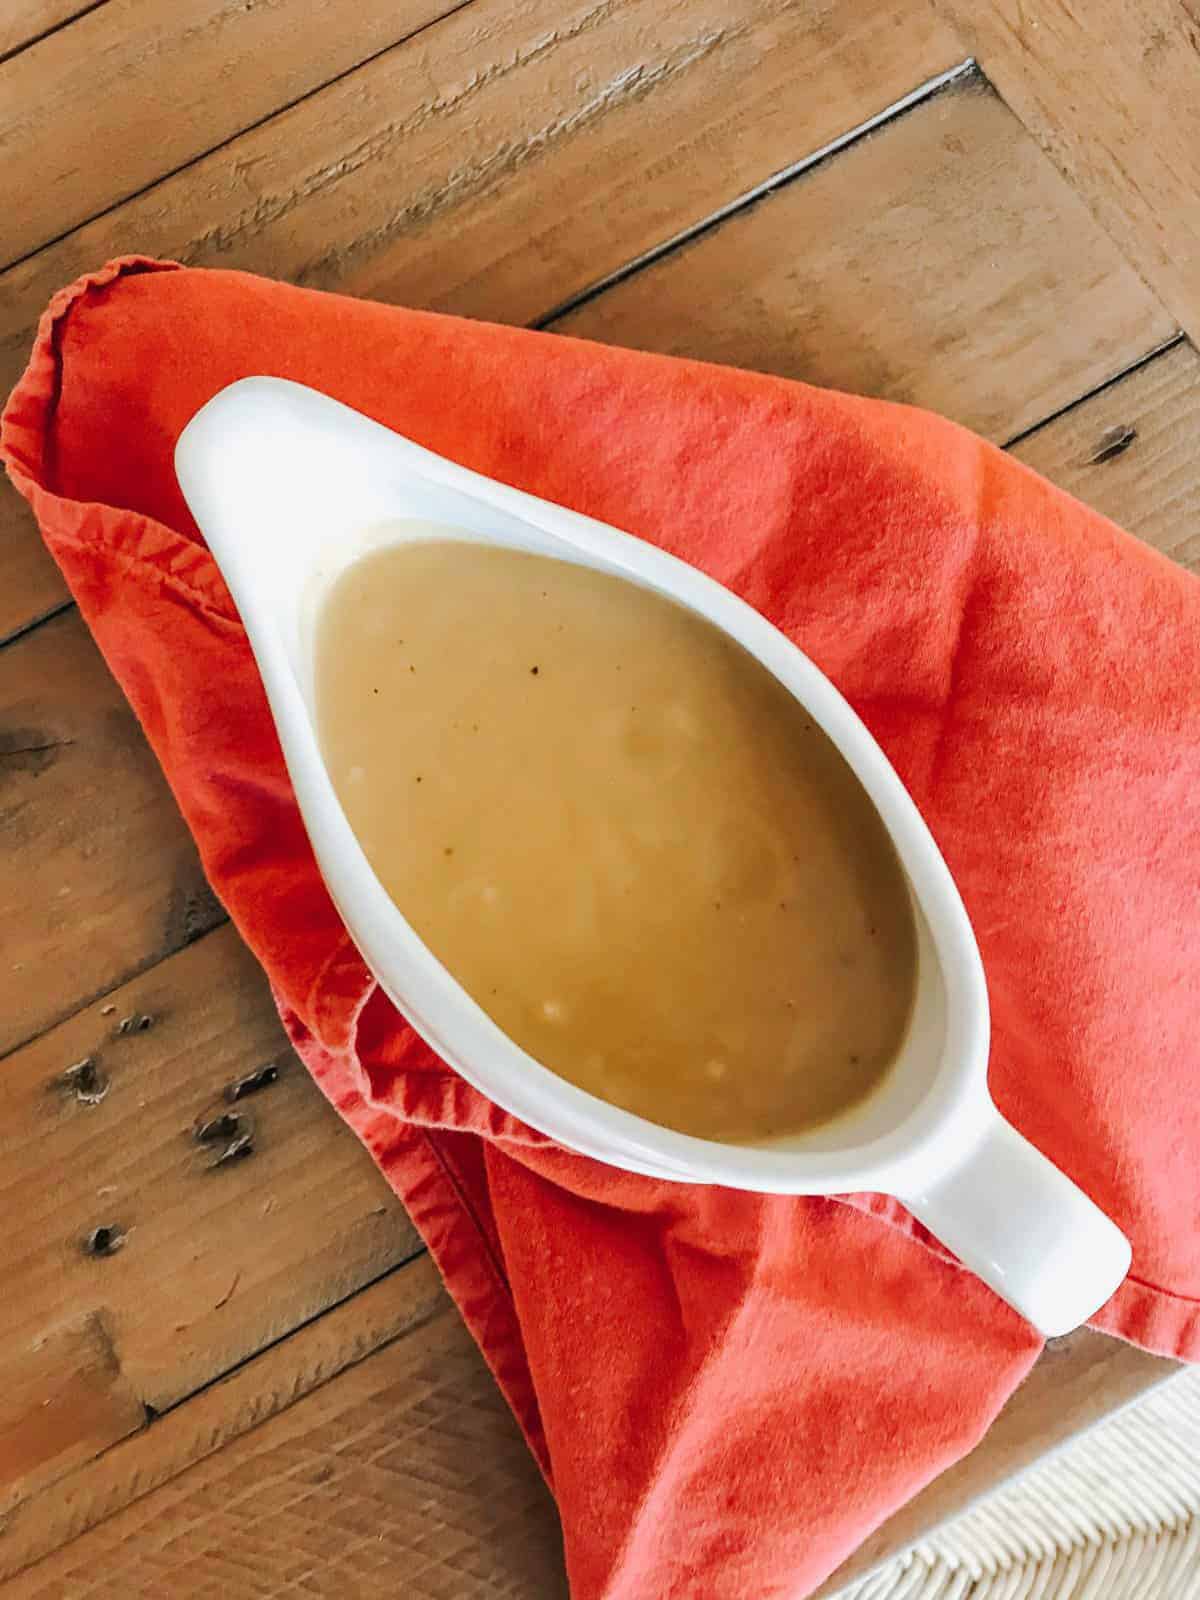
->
{"left": 934, "top": 0, "right": 1200, "bottom": 344}
{"left": 0, "top": 0, "right": 470, "bottom": 270}
{"left": 813, "top": 1327, "right": 1180, "bottom": 1596}
{"left": 1012, "top": 339, "right": 1200, "bottom": 575}
{"left": 553, "top": 76, "right": 1177, "bottom": 442}
{"left": 8, "top": 1284, "right": 565, "bottom": 1599}
{"left": 0, "top": 1256, "right": 455, "bottom": 1584}
{"left": 0, "top": 1315, "right": 144, "bottom": 1520}
{"left": 0, "top": 921, "right": 419, "bottom": 1500}
{"left": 0, "top": 0, "right": 963, "bottom": 639}
{"left": 0, "top": 610, "right": 221, "bottom": 1054}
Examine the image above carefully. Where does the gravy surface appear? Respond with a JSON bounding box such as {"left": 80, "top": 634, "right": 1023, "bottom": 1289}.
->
{"left": 315, "top": 538, "right": 916, "bottom": 1142}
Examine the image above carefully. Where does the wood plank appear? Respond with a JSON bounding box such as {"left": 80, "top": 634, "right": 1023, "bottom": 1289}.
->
{"left": 0, "top": 1315, "right": 145, "bottom": 1520}
{"left": 0, "top": 540, "right": 65, "bottom": 649}
{"left": 0, "top": 1, "right": 101, "bottom": 65}
{"left": 553, "top": 76, "right": 1177, "bottom": 442}
{"left": 1011, "top": 339, "right": 1200, "bottom": 575}
{"left": 0, "top": 609, "right": 221, "bottom": 1053}
{"left": 6, "top": 1275, "right": 566, "bottom": 1598}
{"left": 0, "top": 0, "right": 964, "bottom": 639}
{"left": 0, "top": 920, "right": 420, "bottom": 1508}
{"left": 0, "top": 0, "right": 469, "bottom": 270}
{"left": 0, "top": 1257, "right": 460, "bottom": 1584}
{"left": 933, "top": 0, "right": 1200, "bottom": 345}
{"left": 813, "top": 1328, "right": 1180, "bottom": 1595}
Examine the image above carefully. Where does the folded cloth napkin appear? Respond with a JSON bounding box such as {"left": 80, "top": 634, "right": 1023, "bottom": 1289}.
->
{"left": 5, "top": 257, "right": 1199, "bottom": 1599}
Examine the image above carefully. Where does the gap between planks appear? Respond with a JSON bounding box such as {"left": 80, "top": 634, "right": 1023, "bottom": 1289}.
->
{"left": 534, "top": 55, "right": 977, "bottom": 327}
{"left": 0, "top": 1255, "right": 449, "bottom": 1583}
{"left": 0, "top": 0, "right": 481, "bottom": 275}
{"left": 0, "top": 596, "right": 73, "bottom": 654}
{"left": 932, "top": 0, "right": 1200, "bottom": 346}
{"left": 0, "top": 1, "right": 111, "bottom": 67}
{"left": 149, "top": 1248, "right": 430, "bottom": 1428}
{"left": 1003, "top": 332, "right": 1187, "bottom": 451}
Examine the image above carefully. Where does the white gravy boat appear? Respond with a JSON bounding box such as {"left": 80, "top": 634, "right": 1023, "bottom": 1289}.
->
{"left": 175, "top": 376, "right": 1130, "bottom": 1336}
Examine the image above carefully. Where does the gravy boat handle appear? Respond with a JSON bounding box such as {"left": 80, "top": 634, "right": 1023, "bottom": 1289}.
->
{"left": 897, "top": 1106, "right": 1131, "bottom": 1337}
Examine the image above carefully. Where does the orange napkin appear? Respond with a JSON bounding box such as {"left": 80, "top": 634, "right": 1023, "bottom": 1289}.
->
{"left": 5, "top": 257, "right": 1199, "bottom": 1599}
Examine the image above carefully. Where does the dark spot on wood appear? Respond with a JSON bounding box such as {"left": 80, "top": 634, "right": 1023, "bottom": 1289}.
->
{"left": 225, "top": 1060, "right": 281, "bottom": 1101}
{"left": 144, "top": 1402, "right": 160, "bottom": 1424}
{"left": 210, "top": 1129, "right": 254, "bottom": 1168}
{"left": 115, "top": 1011, "right": 155, "bottom": 1037}
{"left": 195, "top": 1108, "right": 256, "bottom": 1168}
{"left": 1088, "top": 424, "right": 1137, "bottom": 465}
{"left": 59, "top": 1056, "right": 110, "bottom": 1106}
{"left": 85, "top": 1224, "right": 126, "bottom": 1258}
{"left": 196, "top": 1110, "right": 241, "bottom": 1143}
{"left": 530, "top": 665, "right": 540, "bottom": 675}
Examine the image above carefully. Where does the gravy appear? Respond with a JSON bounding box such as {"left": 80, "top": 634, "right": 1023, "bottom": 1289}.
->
{"left": 315, "top": 537, "right": 916, "bottom": 1142}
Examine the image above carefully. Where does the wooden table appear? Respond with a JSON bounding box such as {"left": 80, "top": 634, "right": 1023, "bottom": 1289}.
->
{"left": 2, "top": 2, "right": 1195, "bottom": 1593}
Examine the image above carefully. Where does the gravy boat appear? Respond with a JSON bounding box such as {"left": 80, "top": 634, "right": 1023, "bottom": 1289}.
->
{"left": 175, "top": 376, "right": 1130, "bottom": 1336}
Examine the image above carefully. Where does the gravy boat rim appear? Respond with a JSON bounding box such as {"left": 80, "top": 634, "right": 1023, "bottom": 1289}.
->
{"left": 174, "top": 375, "right": 992, "bottom": 1196}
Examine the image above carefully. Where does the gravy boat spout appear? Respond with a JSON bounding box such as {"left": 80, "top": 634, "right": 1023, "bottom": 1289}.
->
{"left": 175, "top": 376, "right": 1130, "bottom": 1337}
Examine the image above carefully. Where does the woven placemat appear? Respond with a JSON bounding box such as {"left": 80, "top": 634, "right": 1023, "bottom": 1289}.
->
{"left": 832, "top": 1367, "right": 1200, "bottom": 1598}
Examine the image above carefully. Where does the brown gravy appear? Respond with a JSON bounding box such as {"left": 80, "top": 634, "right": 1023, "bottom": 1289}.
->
{"left": 315, "top": 538, "right": 916, "bottom": 1142}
